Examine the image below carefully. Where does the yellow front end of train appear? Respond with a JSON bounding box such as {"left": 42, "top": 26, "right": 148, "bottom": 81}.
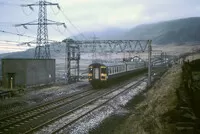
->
{"left": 88, "top": 63, "right": 108, "bottom": 88}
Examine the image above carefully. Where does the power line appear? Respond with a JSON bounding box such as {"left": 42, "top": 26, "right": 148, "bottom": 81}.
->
{"left": 59, "top": 7, "right": 88, "bottom": 40}
{"left": 16, "top": 0, "right": 66, "bottom": 59}
{"left": 0, "top": 39, "right": 36, "bottom": 49}
{"left": 50, "top": 24, "right": 79, "bottom": 40}
{"left": 0, "top": 40, "right": 22, "bottom": 44}
{"left": 50, "top": 5, "right": 60, "bottom": 15}
{"left": 21, "top": 6, "right": 34, "bottom": 16}
{"left": 0, "top": 29, "right": 59, "bottom": 44}
{"left": 0, "top": 29, "right": 36, "bottom": 39}
{"left": 66, "top": 28, "right": 79, "bottom": 40}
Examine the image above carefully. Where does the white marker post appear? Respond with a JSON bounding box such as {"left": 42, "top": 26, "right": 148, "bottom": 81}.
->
{"left": 11, "top": 77, "right": 13, "bottom": 89}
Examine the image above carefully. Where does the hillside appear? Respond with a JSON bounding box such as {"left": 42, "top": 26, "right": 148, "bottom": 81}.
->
{"left": 0, "top": 43, "right": 66, "bottom": 59}
{"left": 73, "top": 27, "right": 126, "bottom": 40}
{"left": 0, "top": 17, "right": 199, "bottom": 59}
{"left": 125, "top": 17, "right": 200, "bottom": 44}
{"left": 74, "top": 17, "right": 200, "bottom": 45}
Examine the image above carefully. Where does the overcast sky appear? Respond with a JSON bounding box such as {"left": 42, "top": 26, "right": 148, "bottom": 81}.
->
{"left": 0, "top": 0, "right": 200, "bottom": 52}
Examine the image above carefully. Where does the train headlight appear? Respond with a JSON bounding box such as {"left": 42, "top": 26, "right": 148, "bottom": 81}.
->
{"left": 101, "top": 73, "right": 106, "bottom": 76}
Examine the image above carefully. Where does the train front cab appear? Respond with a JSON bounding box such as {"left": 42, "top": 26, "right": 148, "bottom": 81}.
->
{"left": 88, "top": 64, "right": 107, "bottom": 88}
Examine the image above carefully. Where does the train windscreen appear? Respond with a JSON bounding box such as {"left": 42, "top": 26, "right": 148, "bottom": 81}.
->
{"left": 89, "top": 67, "right": 93, "bottom": 73}
{"left": 101, "top": 68, "right": 106, "bottom": 73}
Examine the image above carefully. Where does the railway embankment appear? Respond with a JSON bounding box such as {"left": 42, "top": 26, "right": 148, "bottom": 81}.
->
{"left": 90, "top": 56, "right": 200, "bottom": 134}
{"left": 175, "top": 59, "right": 200, "bottom": 133}
{"left": 89, "top": 64, "right": 180, "bottom": 134}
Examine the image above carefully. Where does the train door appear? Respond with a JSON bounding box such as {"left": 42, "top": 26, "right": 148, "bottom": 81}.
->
{"left": 93, "top": 68, "right": 100, "bottom": 79}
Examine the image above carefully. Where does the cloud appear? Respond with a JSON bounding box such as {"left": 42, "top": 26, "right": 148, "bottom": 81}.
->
{"left": 51, "top": 0, "right": 200, "bottom": 32}
{"left": 51, "top": 0, "right": 147, "bottom": 31}
{"left": 1, "top": 0, "right": 200, "bottom": 44}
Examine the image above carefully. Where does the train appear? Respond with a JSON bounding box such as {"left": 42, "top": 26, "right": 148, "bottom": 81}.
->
{"left": 88, "top": 61, "right": 147, "bottom": 88}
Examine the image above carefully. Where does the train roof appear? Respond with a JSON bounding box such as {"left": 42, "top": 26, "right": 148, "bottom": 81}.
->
{"left": 89, "top": 62, "right": 125, "bottom": 67}
{"left": 89, "top": 61, "right": 145, "bottom": 67}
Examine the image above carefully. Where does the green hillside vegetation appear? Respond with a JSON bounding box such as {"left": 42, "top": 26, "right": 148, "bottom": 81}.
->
{"left": 125, "top": 17, "right": 200, "bottom": 44}
{"left": 74, "top": 17, "right": 200, "bottom": 45}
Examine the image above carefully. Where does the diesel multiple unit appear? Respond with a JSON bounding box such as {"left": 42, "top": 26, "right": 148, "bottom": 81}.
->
{"left": 88, "top": 61, "right": 146, "bottom": 88}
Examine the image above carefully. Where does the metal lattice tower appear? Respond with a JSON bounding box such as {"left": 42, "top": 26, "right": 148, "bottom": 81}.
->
{"left": 15, "top": 0, "right": 66, "bottom": 59}
{"left": 36, "top": 0, "right": 49, "bottom": 59}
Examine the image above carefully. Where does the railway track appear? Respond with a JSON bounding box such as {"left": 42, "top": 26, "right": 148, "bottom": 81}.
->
{"left": 0, "top": 89, "right": 97, "bottom": 133}
{"left": 0, "top": 79, "right": 136, "bottom": 134}
{"left": 27, "top": 77, "right": 147, "bottom": 134}
{"left": 54, "top": 78, "right": 146, "bottom": 134}
{"left": 50, "top": 68, "right": 167, "bottom": 134}
{"left": 0, "top": 67, "right": 166, "bottom": 134}
{"left": 0, "top": 90, "right": 11, "bottom": 99}
{"left": 0, "top": 73, "right": 146, "bottom": 134}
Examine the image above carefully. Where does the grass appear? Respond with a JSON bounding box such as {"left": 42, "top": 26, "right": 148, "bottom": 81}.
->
{"left": 112, "top": 64, "right": 182, "bottom": 134}
{"left": 89, "top": 56, "right": 200, "bottom": 134}
{"left": 89, "top": 114, "right": 130, "bottom": 134}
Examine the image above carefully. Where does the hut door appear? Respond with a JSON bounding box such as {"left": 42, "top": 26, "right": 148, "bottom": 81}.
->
{"left": 8, "top": 73, "right": 15, "bottom": 89}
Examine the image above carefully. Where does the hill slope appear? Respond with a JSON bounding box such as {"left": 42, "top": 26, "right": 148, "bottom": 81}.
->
{"left": 125, "top": 17, "right": 200, "bottom": 44}
{"left": 0, "top": 17, "right": 199, "bottom": 60}
{"left": 74, "top": 17, "right": 200, "bottom": 45}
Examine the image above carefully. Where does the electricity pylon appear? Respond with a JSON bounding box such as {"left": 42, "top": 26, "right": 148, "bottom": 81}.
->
{"left": 15, "top": 0, "right": 66, "bottom": 59}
